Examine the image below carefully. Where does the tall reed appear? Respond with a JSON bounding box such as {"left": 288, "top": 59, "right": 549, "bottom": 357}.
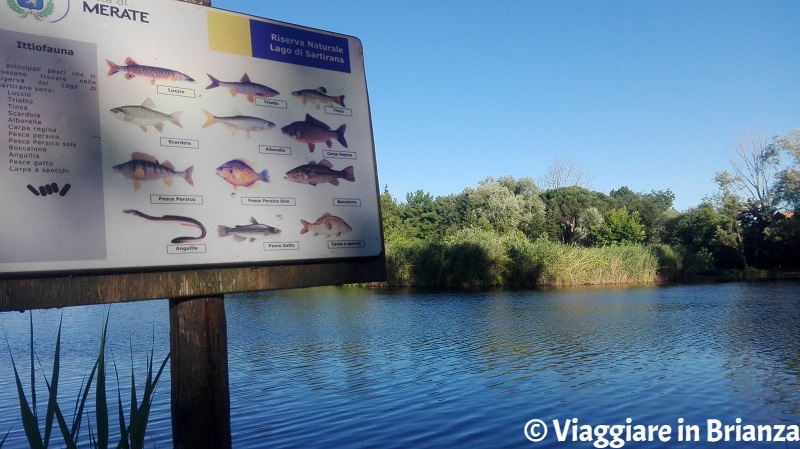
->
{"left": 2, "top": 311, "right": 169, "bottom": 449}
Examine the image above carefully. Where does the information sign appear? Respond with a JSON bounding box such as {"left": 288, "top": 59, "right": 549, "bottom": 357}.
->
{"left": 0, "top": 0, "right": 383, "bottom": 276}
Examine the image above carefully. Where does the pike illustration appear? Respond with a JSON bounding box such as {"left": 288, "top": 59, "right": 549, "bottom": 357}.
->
{"left": 107, "top": 57, "right": 196, "bottom": 85}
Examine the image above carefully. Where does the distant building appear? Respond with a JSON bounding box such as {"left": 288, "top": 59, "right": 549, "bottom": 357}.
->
{"left": 774, "top": 211, "right": 795, "bottom": 220}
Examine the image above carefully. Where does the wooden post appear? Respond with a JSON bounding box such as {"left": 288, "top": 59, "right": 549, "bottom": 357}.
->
{"left": 169, "top": 295, "right": 232, "bottom": 449}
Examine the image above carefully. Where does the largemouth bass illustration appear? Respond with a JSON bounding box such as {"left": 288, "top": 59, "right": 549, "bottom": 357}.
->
{"left": 106, "top": 57, "right": 195, "bottom": 84}
{"left": 300, "top": 213, "right": 352, "bottom": 237}
{"left": 216, "top": 159, "right": 269, "bottom": 189}
{"left": 284, "top": 159, "right": 354, "bottom": 186}
{"left": 113, "top": 152, "right": 193, "bottom": 192}
{"left": 110, "top": 98, "right": 182, "bottom": 132}
{"left": 206, "top": 73, "right": 279, "bottom": 102}
{"left": 291, "top": 87, "right": 345, "bottom": 109}
{"left": 281, "top": 114, "right": 347, "bottom": 152}
{"left": 203, "top": 108, "right": 275, "bottom": 139}
{"left": 218, "top": 217, "right": 281, "bottom": 241}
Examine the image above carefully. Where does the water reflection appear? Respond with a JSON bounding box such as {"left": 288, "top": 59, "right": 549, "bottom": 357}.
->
{"left": 1, "top": 281, "right": 798, "bottom": 448}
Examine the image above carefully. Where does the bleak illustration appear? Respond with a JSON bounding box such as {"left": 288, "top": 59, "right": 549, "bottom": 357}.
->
{"left": 110, "top": 98, "right": 182, "bottom": 132}
{"left": 113, "top": 152, "right": 194, "bottom": 192}
{"left": 203, "top": 108, "right": 275, "bottom": 138}
{"left": 300, "top": 212, "right": 352, "bottom": 237}
{"left": 281, "top": 114, "right": 347, "bottom": 152}
{"left": 284, "top": 159, "right": 354, "bottom": 186}
{"left": 218, "top": 217, "right": 282, "bottom": 241}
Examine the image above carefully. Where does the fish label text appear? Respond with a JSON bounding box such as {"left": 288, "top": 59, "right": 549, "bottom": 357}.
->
{"left": 254, "top": 98, "right": 287, "bottom": 109}
{"left": 150, "top": 194, "right": 203, "bottom": 205}
{"left": 259, "top": 145, "right": 292, "bottom": 155}
{"left": 322, "top": 150, "right": 357, "bottom": 160}
{"left": 167, "top": 244, "right": 206, "bottom": 254}
{"left": 242, "top": 197, "right": 297, "bottom": 206}
{"left": 160, "top": 137, "right": 199, "bottom": 149}
{"left": 324, "top": 106, "right": 353, "bottom": 117}
{"left": 328, "top": 240, "right": 365, "bottom": 249}
{"left": 264, "top": 241, "right": 299, "bottom": 251}
{"left": 157, "top": 85, "right": 196, "bottom": 98}
{"left": 333, "top": 198, "right": 361, "bottom": 207}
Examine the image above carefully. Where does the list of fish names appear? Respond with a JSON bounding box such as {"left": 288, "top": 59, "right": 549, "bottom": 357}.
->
{"left": 0, "top": 30, "right": 106, "bottom": 265}
{"left": 3, "top": 33, "right": 99, "bottom": 177}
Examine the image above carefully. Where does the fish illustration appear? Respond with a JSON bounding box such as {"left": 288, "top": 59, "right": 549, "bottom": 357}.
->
{"left": 284, "top": 159, "right": 354, "bottom": 186}
{"left": 206, "top": 73, "right": 279, "bottom": 102}
{"left": 106, "top": 57, "right": 195, "bottom": 85}
{"left": 218, "top": 217, "right": 281, "bottom": 241}
{"left": 280, "top": 114, "right": 347, "bottom": 152}
{"left": 291, "top": 87, "right": 345, "bottom": 109}
{"left": 203, "top": 108, "right": 275, "bottom": 139}
{"left": 110, "top": 98, "right": 182, "bottom": 133}
{"left": 300, "top": 213, "right": 352, "bottom": 237}
{"left": 216, "top": 159, "right": 269, "bottom": 189}
{"left": 113, "top": 152, "right": 193, "bottom": 192}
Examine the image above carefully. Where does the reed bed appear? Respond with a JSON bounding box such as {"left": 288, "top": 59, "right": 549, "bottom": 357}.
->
{"left": 385, "top": 229, "right": 676, "bottom": 288}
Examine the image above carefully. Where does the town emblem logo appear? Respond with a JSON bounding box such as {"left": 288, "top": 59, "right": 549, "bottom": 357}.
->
{"left": 6, "top": 0, "right": 58, "bottom": 20}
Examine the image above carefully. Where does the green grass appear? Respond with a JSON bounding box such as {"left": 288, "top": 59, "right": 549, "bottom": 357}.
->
{"left": 385, "top": 228, "right": 678, "bottom": 288}
{"left": 3, "top": 311, "right": 169, "bottom": 449}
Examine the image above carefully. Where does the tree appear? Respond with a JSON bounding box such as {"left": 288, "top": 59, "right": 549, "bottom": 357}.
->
{"left": 446, "top": 177, "right": 547, "bottom": 237}
{"left": 402, "top": 190, "right": 442, "bottom": 240}
{"left": 380, "top": 186, "right": 411, "bottom": 243}
{"left": 592, "top": 208, "right": 647, "bottom": 246}
{"left": 538, "top": 157, "right": 593, "bottom": 190}
{"left": 541, "top": 186, "right": 604, "bottom": 244}
{"left": 608, "top": 186, "right": 675, "bottom": 243}
{"left": 774, "top": 129, "right": 800, "bottom": 211}
{"left": 712, "top": 172, "right": 747, "bottom": 268}
{"left": 724, "top": 131, "right": 781, "bottom": 210}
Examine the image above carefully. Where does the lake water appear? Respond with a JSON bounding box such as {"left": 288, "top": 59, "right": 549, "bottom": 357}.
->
{"left": 1, "top": 281, "right": 799, "bottom": 448}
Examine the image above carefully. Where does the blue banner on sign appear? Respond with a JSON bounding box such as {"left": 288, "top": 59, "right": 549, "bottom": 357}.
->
{"left": 250, "top": 21, "right": 351, "bottom": 73}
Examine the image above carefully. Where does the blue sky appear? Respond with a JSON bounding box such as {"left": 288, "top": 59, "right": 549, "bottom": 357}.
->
{"left": 212, "top": 0, "right": 800, "bottom": 211}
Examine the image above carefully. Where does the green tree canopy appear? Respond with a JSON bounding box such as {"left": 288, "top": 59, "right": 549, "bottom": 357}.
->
{"left": 592, "top": 208, "right": 647, "bottom": 246}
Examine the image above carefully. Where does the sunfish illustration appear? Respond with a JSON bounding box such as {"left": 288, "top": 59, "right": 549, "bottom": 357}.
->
{"left": 284, "top": 159, "right": 354, "bottom": 186}
{"left": 281, "top": 114, "right": 347, "bottom": 152}
{"left": 113, "top": 152, "right": 193, "bottom": 192}
{"left": 206, "top": 73, "right": 279, "bottom": 102}
{"left": 106, "top": 57, "right": 195, "bottom": 85}
{"left": 110, "top": 98, "right": 182, "bottom": 133}
{"left": 291, "top": 87, "right": 345, "bottom": 109}
{"left": 218, "top": 217, "right": 282, "bottom": 242}
{"left": 300, "top": 213, "right": 352, "bottom": 237}
{"left": 203, "top": 108, "right": 275, "bottom": 139}
{"left": 216, "top": 159, "right": 269, "bottom": 189}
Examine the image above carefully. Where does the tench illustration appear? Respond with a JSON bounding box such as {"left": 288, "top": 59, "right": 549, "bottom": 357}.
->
{"left": 106, "top": 57, "right": 195, "bottom": 84}
{"left": 281, "top": 114, "right": 347, "bottom": 152}
{"left": 110, "top": 98, "right": 182, "bottom": 133}
{"left": 216, "top": 159, "right": 269, "bottom": 189}
{"left": 206, "top": 73, "right": 279, "bottom": 102}
{"left": 203, "top": 108, "right": 275, "bottom": 139}
{"left": 284, "top": 159, "right": 354, "bottom": 186}
{"left": 218, "top": 217, "right": 281, "bottom": 242}
{"left": 291, "top": 87, "right": 345, "bottom": 109}
{"left": 300, "top": 213, "right": 352, "bottom": 238}
{"left": 113, "top": 152, "right": 193, "bottom": 192}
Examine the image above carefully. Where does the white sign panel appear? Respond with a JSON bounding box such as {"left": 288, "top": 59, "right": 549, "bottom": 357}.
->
{"left": 0, "top": 0, "right": 382, "bottom": 276}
